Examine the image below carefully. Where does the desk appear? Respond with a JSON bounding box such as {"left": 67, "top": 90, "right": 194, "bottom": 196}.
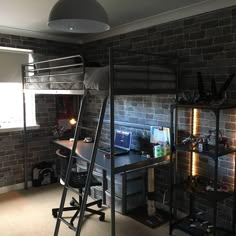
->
{"left": 54, "top": 140, "right": 169, "bottom": 175}
{"left": 54, "top": 140, "right": 170, "bottom": 233}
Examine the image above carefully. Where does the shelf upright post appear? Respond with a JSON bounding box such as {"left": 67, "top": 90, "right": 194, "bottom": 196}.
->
{"left": 190, "top": 108, "right": 194, "bottom": 178}
{"left": 173, "top": 105, "right": 178, "bottom": 219}
{"left": 233, "top": 151, "right": 236, "bottom": 235}
{"left": 109, "top": 48, "right": 116, "bottom": 236}
{"left": 169, "top": 104, "right": 174, "bottom": 235}
{"left": 189, "top": 108, "right": 195, "bottom": 217}
{"left": 213, "top": 108, "right": 220, "bottom": 236}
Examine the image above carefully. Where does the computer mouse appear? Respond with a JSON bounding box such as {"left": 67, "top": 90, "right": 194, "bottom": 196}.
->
{"left": 83, "top": 137, "right": 93, "bottom": 143}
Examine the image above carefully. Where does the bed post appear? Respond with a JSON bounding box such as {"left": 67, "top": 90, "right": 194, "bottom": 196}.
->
{"left": 21, "top": 64, "right": 28, "bottom": 189}
{"left": 109, "top": 48, "right": 116, "bottom": 236}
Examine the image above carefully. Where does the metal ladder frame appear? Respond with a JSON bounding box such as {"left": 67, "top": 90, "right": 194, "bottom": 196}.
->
{"left": 54, "top": 90, "right": 108, "bottom": 236}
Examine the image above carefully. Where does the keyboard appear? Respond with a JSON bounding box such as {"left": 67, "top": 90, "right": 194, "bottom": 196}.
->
{"left": 98, "top": 146, "right": 129, "bottom": 156}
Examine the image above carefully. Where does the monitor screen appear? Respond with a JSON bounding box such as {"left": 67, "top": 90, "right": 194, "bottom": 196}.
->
{"left": 114, "top": 130, "right": 132, "bottom": 150}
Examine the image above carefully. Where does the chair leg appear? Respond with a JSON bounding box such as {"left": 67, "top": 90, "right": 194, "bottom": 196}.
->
{"left": 53, "top": 187, "right": 105, "bottom": 225}
{"left": 86, "top": 199, "right": 102, "bottom": 208}
{"left": 85, "top": 207, "right": 105, "bottom": 221}
{"left": 70, "top": 197, "right": 80, "bottom": 207}
{"left": 70, "top": 208, "right": 81, "bottom": 226}
{"left": 69, "top": 198, "right": 105, "bottom": 225}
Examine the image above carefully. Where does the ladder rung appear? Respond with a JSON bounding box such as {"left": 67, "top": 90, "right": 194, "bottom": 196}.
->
{"left": 59, "top": 217, "right": 76, "bottom": 231}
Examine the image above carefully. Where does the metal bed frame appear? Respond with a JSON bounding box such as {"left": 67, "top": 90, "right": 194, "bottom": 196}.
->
{"left": 21, "top": 54, "right": 86, "bottom": 191}
{"left": 21, "top": 48, "right": 179, "bottom": 236}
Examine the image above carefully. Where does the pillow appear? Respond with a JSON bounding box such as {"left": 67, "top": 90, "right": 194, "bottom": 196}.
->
{"left": 83, "top": 66, "right": 109, "bottom": 90}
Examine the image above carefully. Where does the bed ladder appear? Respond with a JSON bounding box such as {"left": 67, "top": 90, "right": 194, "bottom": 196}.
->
{"left": 54, "top": 91, "right": 108, "bottom": 236}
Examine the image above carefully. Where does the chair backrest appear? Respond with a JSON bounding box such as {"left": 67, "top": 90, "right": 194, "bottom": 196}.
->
{"left": 56, "top": 148, "right": 72, "bottom": 181}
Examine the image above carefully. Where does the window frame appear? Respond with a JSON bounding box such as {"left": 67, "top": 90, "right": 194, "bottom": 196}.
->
{"left": 0, "top": 47, "right": 38, "bottom": 132}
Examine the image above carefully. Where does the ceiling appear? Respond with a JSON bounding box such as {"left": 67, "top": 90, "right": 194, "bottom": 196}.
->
{"left": 0, "top": 0, "right": 234, "bottom": 44}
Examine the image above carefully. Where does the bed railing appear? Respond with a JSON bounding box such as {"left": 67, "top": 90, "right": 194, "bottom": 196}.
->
{"left": 22, "top": 54, "right": 85, "bottom": 93}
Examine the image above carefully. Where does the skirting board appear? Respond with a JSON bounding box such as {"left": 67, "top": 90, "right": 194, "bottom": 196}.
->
{"left": 0, "top": 181, "right": 32, "bottom": 194}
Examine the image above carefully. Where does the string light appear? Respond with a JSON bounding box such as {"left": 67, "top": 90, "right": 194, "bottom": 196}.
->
{"left": 192, "top": 108, "right": 199, "bottom": 176}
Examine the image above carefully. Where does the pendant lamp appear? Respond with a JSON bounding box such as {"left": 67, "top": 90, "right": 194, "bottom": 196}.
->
{"left": 48, "top": 0, "right": 110, "bottom": 33}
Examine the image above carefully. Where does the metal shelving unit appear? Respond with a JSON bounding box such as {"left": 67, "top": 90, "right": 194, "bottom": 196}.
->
{"left": 169, "top": 103, "right": 236, "bottom": 236}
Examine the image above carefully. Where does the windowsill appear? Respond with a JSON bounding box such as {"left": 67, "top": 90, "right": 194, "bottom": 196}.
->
{"left": 0, "top": 124, "right": 40, "bottom": 133}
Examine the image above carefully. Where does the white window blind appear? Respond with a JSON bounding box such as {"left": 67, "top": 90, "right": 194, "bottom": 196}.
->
{"left": 0, "top": 47, "right": 36, "bottom": 129}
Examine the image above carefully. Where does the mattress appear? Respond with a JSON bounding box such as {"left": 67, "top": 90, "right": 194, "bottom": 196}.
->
{"left": 24, "top": 65, "right": 176, "bottom": 91}
{"left": 83, "top": 65, "right": 176, "bottom": 91}
{"left": 24, "top": 67, "right": 84, "bottom": 90}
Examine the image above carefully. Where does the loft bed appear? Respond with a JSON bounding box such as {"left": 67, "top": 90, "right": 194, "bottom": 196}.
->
{"left": 22, "top": 49, "right": 179, "bottom": 236}
{"left": 22, "top": 50, "right": 178, "bottom": 96}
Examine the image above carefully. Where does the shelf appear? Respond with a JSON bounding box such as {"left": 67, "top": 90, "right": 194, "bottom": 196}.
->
{"left": 170, "top": 103, "right": 236, "bottom": 236}
{"left": 172, "top": 216, "right": 234, "bottom": 236}
{"left": 175, "top": 144, "right": 236, "bottom": 159}
{"left": 174, "top": 182, "right": 234, "bottom": 203}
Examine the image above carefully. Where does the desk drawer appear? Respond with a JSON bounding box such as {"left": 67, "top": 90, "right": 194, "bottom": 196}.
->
{"left": 90, "top": 186, "right": 103, "bottom": 201}
{"left": 107, "top": 173, "right": 145, "bottom": 198}
{"left": 105, "top": 190, "right": 145, "bottom": 214}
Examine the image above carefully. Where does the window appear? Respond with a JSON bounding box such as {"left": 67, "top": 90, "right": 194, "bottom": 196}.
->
{"left": 0, "top": 47, "right": 37, "bottom": 129}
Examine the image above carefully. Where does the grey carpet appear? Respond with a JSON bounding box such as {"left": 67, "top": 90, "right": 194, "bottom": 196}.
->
{"left": 0, "top": 183, "right": 187, "bottom": 236}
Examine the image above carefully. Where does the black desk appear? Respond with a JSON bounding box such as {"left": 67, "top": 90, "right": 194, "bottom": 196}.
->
{"left": 54, "top": 140, "right": 170, "bottom": 232}
{"left": 54, "top": 140, "right": 169, "bottom": 175}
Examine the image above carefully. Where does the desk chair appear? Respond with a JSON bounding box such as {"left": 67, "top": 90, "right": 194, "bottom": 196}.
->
{"left": 52, "top": 149, "right": 105, "bottom": 226}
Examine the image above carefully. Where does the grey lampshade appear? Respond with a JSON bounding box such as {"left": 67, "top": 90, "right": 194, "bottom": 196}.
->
{"left": 48, "top": 0, "right": 110, "bottom": 33}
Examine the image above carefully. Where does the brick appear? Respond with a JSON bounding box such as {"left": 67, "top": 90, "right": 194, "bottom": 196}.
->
{"left": 214, "top": 35, "right": 234, "bottom": 44}
{"left": 197, "top": 38, "right": 213, "bottom": 47}
{"left": 218, "top": 17, "right": 232, "bottom": 26}
{"left": 185, "top": 41, "right": 196, "bottom": 48}
{"left": 220, "top": 160, "right": 234, "bottom": 169}
{"left": 201, "top": 20, "right": 218, "bottom": 29}
{"left": 189, "top": 31, "right": 205, "bottom": 40}
{"left": 184, "top": 18, "right": 196, "bottom": 27}
{"left": 225, "top": 122, "right": 236, "bottom": 130}
{"left": 202, "top": 45, "right": 224, "bottom": 54}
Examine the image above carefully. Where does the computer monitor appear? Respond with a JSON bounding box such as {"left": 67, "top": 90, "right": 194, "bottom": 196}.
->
{"left": 114, "top": 130, "right": 132, "bottom": 151}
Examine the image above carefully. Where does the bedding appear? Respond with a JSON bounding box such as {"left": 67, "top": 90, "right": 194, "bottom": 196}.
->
{"left": 83, "top": 65, "right": 176, "bottom": 90}
{"left": 24, "top": 67, "right": 84, "bottom": 90}
{"left": 24, "top": 65, "right": 176, "bottom": 91}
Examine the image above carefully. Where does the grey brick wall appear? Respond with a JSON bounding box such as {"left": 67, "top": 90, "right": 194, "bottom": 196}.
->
{"left": 0, "top": 34, "right": 81, "bottom": 187}
{"left": 82, "top": 5, "right": 236, "bottom": 227}
{"left": 0, "top": 95, "right": 56, "bottom": 187}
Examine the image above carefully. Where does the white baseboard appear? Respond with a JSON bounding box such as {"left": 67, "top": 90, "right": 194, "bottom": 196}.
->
{"left": 0, "top": 181, "right": 32, "bottom": 194}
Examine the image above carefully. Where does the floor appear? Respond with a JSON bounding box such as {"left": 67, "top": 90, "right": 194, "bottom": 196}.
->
{"left": 0, "top": 183, "right": 187, "bottom": 236}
